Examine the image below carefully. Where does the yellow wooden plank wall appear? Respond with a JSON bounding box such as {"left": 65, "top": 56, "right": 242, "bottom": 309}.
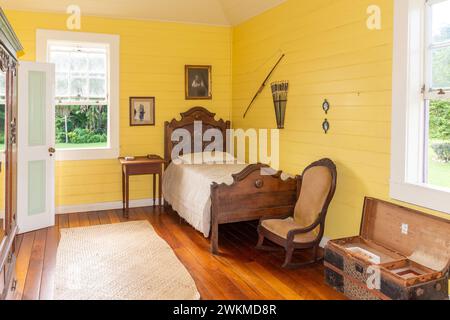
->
{"left": 2, "top": 2, "right": 448, "bottom": 239}
{"left": 4, "top": 10, "right": 232, "bottom": 207}
{"left": 231, "top": 0, "right": 449, "bottom": 239}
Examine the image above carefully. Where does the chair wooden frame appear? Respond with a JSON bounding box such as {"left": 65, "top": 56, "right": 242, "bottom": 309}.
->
{"left": 256, "top": 158, "right": 337, "bottom": 268}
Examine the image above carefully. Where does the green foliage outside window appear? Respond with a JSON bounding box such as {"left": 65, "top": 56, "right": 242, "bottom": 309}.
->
{"left": 429, "top": 100, "right": 450, "bottom": 164}
{"left": 56, "top": 105, "right": 107, "bottom": 147}
{"left": 429, "top": 100, "right": 450, "bottom": 141}
{"left": 428, "top": 100, "right": 450, "bottom": 188}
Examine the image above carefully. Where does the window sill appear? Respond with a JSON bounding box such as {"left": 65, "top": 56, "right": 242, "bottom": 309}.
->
{"left": 390, "top": 181, "right": 450, "bottom": 215}
{"left": 55, "top": 147, "right": 119, "bottom": 161}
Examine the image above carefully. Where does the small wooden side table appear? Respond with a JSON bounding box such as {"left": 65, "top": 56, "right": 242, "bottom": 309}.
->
{"left": 119, "top": 155, "right": 165, "bottom": 218}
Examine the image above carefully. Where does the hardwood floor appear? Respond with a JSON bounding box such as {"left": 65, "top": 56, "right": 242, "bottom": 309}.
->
{"left": 13, "top": 207, "right": 345, "bottom": 300}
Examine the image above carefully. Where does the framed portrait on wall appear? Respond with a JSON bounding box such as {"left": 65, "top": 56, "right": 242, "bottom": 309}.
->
{"left": 185, "top": 65, "right": 212, "bottom": 100}
{"left": 129, "top": 97, "right": 155, "bottom": 126}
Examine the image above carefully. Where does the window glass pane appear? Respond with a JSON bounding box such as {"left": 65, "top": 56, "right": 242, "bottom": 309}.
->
{"left": 70, "top": 52, "right": 88, "bottom": 72}
{"left": 89, "top": 78, "right": 106, "bottom": 98}
{"left": 56, "top": 73, "right": 69, "bottom": 97}
{"left": 70, "top": 77, "right": 88, "bottom": 97}
{"left": 49, "top": 51, "right": 71, "bottom": 72}
{"left": 89, "top": 53, "right": 106, "bottom": 74}
{"left": 431, "top": 0, "right": 450, "bottom": 43}
{"left": 431, "top": 46, "right": 450, "bottom": 89}
{"left": 56, "top": 105, "right": 108, "bottom": 149}
{"left": 427, "top": 100, "right": 450, "bottom": 189}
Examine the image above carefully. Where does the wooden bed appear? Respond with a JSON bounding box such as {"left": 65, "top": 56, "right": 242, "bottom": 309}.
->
{"left": 164, "top": 107, "right": 299, "bottom": 254}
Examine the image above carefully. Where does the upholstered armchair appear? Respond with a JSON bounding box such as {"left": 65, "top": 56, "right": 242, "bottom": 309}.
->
{"left": 256, "top": 158, "right": 337, "bottom": 268}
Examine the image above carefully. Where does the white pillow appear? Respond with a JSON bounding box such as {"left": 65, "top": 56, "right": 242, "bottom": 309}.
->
{"left": 176, "top": 152, "right": 236, "bottom": 165}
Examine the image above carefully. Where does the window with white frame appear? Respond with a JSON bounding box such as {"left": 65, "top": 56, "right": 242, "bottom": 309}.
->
{"left": 37, "top": 30, "right": 119, "bottom": 161}
{"left": 424, "top": 0, "right": 450, "bottom": 189}
{"left": 391, "top": 0, "right": 450, "bottom": 214}
{"left": 50, "top": 43, "right": 108, "bottom": 150}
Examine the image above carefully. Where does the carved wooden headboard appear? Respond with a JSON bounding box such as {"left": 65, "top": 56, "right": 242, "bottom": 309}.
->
{"left": 164, "top": 107, "right": 231, "bottom": 163}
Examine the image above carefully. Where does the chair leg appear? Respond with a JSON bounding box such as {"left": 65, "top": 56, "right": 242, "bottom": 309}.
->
{"left": 256, "top": 232, "right": 265, "bottom": 249}
{"left": 282, "top": 246, "right": 294, "bottom": 268}
{"left": 255, "top": 231, "right": 283, "bottom": 252}
{"left": 283, "top": 245, "right": 325, "bottom": 269}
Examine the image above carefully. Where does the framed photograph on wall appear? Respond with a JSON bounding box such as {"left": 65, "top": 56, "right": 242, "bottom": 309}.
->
{"left": 185, "top": 65, "right": 212, "bottom": 100}
{"left": 129, "top": 97, "right": 155, "bottom": 126}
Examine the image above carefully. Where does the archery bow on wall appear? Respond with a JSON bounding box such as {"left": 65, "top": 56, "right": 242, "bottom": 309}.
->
{"left": 243, "top": 54, "right": 286, "bottom": 119}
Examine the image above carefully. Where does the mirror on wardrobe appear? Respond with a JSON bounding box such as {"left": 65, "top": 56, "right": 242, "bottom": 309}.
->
{"left": 0, "top": 70, "right": 5, "bottom": 243}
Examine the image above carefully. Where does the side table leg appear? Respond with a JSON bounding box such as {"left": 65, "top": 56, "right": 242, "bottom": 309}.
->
{"left": 122, "top": 170, "right": 125, "bottom": 213}
{"left": 159, "top": 172, "right": 162, "bottom": 206}
{"left": 125, "top": 174, "right": 130, "bottom": 219}
{"left": 153, "top": 173, "right": 156, "bottom": 208}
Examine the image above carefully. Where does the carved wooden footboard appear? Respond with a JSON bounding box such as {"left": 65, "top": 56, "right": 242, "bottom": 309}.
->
{"left": 210, "top": 164, "right": 299, "bottom": 254}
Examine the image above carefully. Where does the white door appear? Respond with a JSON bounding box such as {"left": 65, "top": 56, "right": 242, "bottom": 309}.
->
{"left": 17, "top": 61, "right": 55, "bottom": 234}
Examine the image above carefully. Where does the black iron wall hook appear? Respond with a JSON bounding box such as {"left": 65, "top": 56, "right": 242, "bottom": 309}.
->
{"left": 322, "top": 119, "right": 330, "bottom": 134}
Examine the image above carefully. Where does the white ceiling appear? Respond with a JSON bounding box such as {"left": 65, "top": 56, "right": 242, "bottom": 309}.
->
{"left": 0, "top": 0, "right": 286, "bottom": 26}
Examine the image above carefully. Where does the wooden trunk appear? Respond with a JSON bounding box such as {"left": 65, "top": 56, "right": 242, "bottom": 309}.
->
{"left": 325, "top": 197, "right": 450, "bottom": 300}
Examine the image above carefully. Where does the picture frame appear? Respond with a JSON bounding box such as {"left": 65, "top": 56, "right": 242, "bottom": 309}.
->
{"left": 129, "top": 97, "right": 155, "bottom": 126}
{"left": 185, "top": 65, "right": 212, "bottom": 100}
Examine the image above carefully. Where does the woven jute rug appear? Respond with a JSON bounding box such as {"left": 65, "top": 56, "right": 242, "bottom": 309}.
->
{"left": 54, "top": 220, "right": 200, "bottom": 300}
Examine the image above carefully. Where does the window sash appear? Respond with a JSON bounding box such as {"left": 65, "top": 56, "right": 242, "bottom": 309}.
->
{"left": 49, "top": 45, "right": 108, "bottom": 103}
{"left": 422, "top": 0, "right": 450, "bottom": 189}
{"left": 424, "top": 0, "right": 450, "bottom": 96}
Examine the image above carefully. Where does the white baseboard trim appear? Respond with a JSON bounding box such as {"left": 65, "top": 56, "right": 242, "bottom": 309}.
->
{"left": 56, "top": 198, "right": 162, "bottom": 215}
{"left": 320, "top": 236, "right": 330, "bottom": 248}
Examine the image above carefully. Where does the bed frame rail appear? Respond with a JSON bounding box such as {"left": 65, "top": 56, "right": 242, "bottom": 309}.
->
{"left": 210, "top": 164, "right": 299, "bottom": 254}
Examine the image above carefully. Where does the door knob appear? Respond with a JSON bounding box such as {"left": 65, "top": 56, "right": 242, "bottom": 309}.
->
{"left": 49, "top": 147, "right": 56, "bottom": 156}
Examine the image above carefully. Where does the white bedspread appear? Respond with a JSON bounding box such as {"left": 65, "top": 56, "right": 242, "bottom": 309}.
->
{"left": 162, "top": 163, "right": 248, "bottom": 237}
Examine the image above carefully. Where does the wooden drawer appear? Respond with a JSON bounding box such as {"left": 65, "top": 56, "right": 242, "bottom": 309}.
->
{"left": 4, "top": 271, "right": 16, "bottom": 300}
{"left": 3, "top": 247, "right": 14, "bottom": 278}
{"left": 1, "top": 243, "right": 16, "bottom": 300}
{"left": 125, "top": 163, "right": 161, "bottom": 175}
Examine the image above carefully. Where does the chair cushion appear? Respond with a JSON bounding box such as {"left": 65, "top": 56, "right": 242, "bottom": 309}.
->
{"left": 261, "top": 217, "right": 318, "bottom": 243}
{"left": 293, "top": 166, "right": 332, "bottom": 236}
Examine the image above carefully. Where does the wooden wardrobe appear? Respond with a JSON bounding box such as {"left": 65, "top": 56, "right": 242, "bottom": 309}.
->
{"left": 0, "top": 8, "right": 23, "bottom": 300}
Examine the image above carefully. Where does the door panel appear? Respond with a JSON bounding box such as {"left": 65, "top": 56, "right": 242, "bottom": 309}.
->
{"left": 28, "top": 71, "right": 47, "bottom": 146}
{"left": 18, "top": 62, "right": 55, "bottom": 234}
{"left": 28, "top": 160, "right": 46, "bottom": 216}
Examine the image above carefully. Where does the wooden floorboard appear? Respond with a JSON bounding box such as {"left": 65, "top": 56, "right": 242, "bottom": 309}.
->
{"left": 14, "top": 231, "right": 36, "bottom": 300}
{"left": 13, "top": 207, "right": 346, "bottom": 300}
{"left": 39, "top": 225, "right": 58, "bottom": 300}
{"left": 22, "top": 229, "right": 47, "bottom": 300}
